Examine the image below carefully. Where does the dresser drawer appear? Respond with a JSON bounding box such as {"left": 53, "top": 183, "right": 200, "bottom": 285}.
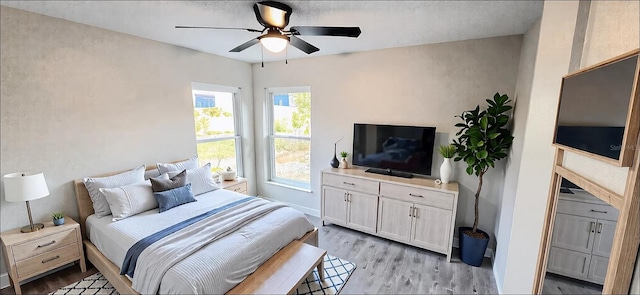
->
{"left": 12, "top": 229, "right": 77, "bottom": 262}
{"left": 16, "top": 243, "right": 80, "bottom": 279}
{"left": 323, "top": 173, "right": 379, "bottom": 195}
{"left": 557, "top": 199, "right": 619, "bottom": 221}
{"left": 380, "top": 182, "right": 454, "bottom": 210}
{"left": 225, "top": 182, "right": 248, "bottom": 194}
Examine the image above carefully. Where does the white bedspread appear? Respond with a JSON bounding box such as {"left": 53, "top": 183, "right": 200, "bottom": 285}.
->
{"left": 86, "top": 189, "right": 314, "bottom": 294}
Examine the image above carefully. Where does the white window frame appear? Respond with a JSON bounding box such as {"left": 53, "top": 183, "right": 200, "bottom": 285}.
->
{"left": 265, "top": 86, "right": 311, "bottom": 190}
{"left": 191, "top": 82, "right": 244, "bottom": 177}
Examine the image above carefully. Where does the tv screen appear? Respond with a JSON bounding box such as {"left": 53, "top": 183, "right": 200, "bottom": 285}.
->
{"left": 352, "top": 124, "right": 436, "bottom": 176}
{"left": 554, "top": 54, "right": 638, "bottom": 162}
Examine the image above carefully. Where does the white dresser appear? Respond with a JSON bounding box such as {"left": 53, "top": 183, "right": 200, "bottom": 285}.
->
{"left": 547, "top": 189, "right": 618, "bottom": 284}
{"left": 321, "top": 168, "right": 459, "bottom": 261}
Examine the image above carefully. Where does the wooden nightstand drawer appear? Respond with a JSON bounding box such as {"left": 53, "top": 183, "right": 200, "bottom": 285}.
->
{"left": 16, "top": 243, "right": 80, "bottom": 279}
{"left": 12, "top": 229, "right": 77, "bottom": 261}
{"left": 225, "top": 182, "right": 247, "bottom": 194}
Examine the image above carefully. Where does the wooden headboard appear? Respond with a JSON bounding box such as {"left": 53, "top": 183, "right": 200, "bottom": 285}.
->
{"left": 73, "top": 162, "right": 182, "bottom": 240}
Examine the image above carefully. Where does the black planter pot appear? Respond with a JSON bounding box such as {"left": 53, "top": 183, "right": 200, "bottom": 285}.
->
{"left": 459, "top": 226, "right": 490, "bottom": 267}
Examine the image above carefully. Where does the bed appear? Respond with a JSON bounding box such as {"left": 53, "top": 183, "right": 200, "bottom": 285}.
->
{"left": 74, "top": 164, "right": 318, "bottom": 294}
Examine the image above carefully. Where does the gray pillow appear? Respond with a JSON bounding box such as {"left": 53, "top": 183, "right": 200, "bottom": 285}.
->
{"left": 157, "top": 157, "right": 198, "bottom": 174}
{"left": 168, "top": 163, "right": 218, "bottom": 196}
{"left": 150, "top": 170, "right": 187, "bottom": 192}
{"left": 83, "top": 165, "right": 145, "bottom": 217}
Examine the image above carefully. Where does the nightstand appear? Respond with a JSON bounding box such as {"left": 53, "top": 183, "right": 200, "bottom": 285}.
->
{"left": 219, "top": 177, "right": 248, "bottom": 194}
{"left": 1, "top": 217, "right": 86, "bottom": 295}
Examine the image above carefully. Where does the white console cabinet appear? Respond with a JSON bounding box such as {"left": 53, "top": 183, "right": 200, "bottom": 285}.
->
{"left": 546, "top": 190, "right": 618, "bottom": 285}
{"left": 321, "top": 168, "right": 459, "bottom": 261}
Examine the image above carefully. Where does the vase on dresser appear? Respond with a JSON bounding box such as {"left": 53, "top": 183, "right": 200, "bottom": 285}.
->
{"left": 340, "top": 157, "right": 349, "bottom": 169}
{"left": 440, "top": 158, "right": 452, "bottom": 184}
{"left": 330, "top": 144, "right": 339, "bottom": 168}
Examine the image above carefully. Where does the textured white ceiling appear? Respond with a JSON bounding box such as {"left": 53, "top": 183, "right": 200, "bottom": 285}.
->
{"left": 0, "top": 1, "right": 543, "bottom": 63}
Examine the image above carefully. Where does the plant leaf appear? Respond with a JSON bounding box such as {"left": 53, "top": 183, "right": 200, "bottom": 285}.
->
{"left": 477, "top": 150, "right": 488, "bottom": 159}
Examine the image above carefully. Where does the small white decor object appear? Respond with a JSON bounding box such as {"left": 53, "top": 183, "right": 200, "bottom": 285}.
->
{"left": 220, "top": 167, "right": 237, "bottom": 180}
{"left": 339, "top": 151, "right": 349, "bottom": 169}
{"left": 440, "top": 159, "right": 452, "bottom": 184}
{"left": 438, "top": 145, "right": 456, "bottom": 184}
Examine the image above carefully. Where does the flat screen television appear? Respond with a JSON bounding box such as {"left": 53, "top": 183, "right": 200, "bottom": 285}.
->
{"left": 553, "top": 52, "right": 639, "bottom": 166}
{"left": 352, "top": 123, "right": 436, "bottom": 177}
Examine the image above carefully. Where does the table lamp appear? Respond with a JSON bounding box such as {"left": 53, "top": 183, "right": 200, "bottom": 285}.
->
{"left": 3, "top": 172, "right": 50, "bottom": 233}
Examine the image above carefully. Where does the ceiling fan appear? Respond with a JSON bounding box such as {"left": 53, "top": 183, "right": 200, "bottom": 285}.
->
{"left": 175, "top": 1, "right": 361, "bottom": 55}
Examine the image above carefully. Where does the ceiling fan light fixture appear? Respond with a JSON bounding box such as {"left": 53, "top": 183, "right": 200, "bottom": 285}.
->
{"left": 260, "top": 33, "right": 289, "bottom": 53}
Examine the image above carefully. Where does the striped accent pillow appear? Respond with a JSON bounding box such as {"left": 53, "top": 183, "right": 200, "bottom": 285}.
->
{"left": 83, "top": 165, "right": 145, "bottom": 217}
{"left": 100, "top": 180, "right": 158, "bottom": 221}
{"left": 168, "top": 163, "right": 218, "bottom": 196}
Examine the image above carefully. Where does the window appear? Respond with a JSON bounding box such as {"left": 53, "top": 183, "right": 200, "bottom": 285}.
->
{"left": 191, "top": 83, "right": 243, "bottom": 175}
{"left": 266, "top": 87, "right": 311, "bottom": 189}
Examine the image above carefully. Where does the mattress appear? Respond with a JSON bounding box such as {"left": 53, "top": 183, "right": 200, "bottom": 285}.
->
{"left": 86, "top": 189, "right": 314, "bottom": 294}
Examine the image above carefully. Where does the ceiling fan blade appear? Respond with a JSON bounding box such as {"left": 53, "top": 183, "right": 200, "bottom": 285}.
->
{"left": 254, "top": 1, "right": 292, "bottom": 29}
{"left": 175, "top": 26, "right": 262, "bottom": 33}
{"left": 290, "top": 26, "right": 361, "bottom": 38}
{"left": 229, "top": 38, "right": 260, "bottom": 52}
{"left": 289, "top": 35, "right": 319, "bottom": 54}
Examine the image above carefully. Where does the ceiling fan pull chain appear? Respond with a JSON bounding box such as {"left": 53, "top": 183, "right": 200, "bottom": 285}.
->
{"left": 285, "top": 46, "right": 288, "bottom": 65}
{"left": 261, "top": 45, "right": 264, "bottom": 68}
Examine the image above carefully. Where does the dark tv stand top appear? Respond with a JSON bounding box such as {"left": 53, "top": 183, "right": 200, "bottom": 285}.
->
{"left": 365, "top": 168, "right": 414, "bottom": 178}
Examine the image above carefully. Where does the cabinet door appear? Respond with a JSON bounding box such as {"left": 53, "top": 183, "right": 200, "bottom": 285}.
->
{"left": 377, "top": 197, "right": 412, "bottom": 242}
{"left": 592, "top": 219, "right": 616, "bottom": 258}
{"left": 410, "top": 204, "right": 452, "bottom": 252}
{"left": 346, "top": 192, "right": 378, "bottom": 234}
{"left": 587, "top": 255, "right": 609, "bottom": 284}
{"left": 322, "top": 186, "right": 347, "bottom": 225}
{"left": 551, "top": 213, "right": 595, "bottom": 254}
{"left": 546, "top": 246, "right": 590, "bottom": 280}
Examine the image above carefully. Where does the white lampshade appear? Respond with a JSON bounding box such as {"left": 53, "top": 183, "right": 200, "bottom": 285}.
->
{"left": 260, "top": 35, "right": 289, "bottom": 53}
{"left": 3, "top": 172, "right": 50, "bottom": 202}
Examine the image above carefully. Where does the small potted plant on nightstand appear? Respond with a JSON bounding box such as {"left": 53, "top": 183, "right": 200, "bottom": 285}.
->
{"left": 339, "top": 151, "right": 349, "bottom": 169}
{"left": 52, "top": 212, "right": 65, "bottom": 226}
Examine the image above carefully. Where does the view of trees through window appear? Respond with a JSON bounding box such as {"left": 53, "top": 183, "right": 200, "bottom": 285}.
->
{"left": 271, "top": 91, "right": 311, "bottom": 185}
{"left": 193, "top": 90, "right": 239, "bottom": 173}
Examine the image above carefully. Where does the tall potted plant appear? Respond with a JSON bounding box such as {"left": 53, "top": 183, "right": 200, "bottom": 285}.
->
{"left": 452, "top": 92, "right": 514, "bottom": 266}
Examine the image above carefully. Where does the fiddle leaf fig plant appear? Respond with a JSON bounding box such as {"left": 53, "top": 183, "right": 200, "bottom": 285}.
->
{"left": 452, "top": 92, "right": 514, "bottom": 233}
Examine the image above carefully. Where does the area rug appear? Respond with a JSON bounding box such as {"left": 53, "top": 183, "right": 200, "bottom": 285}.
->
{"left": 50, "top": 254, "right": 356, "bottom": 295}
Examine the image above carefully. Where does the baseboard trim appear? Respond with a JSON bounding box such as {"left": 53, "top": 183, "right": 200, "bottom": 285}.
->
{"left": 452, "top": 237, "right": 494, "bottom": 259}
{"left": 259, "top": 195, "right": 320, "bottom": 217}
{"left": 1, "top": 272, "right": 9, "bottom": 289}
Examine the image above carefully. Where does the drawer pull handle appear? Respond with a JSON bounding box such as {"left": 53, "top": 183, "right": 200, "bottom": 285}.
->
{"left": 42, "top": 255, "right": 60, "bottom": 264}
{"left": 409, "top": 206, "right": 413, "bottom": 217}
{"left": 37, "top": 241, "right": 56, "bottom": 248}
{"left": 597, "top": 223, "right": 603, "bottom": 234}
{"left": 409, "top": 193, "right": 423, "bottom": 198}
{"left": 590, "top": 209, "right": 608, "bottom": 214}
{"left": 590, "top": 222, "right": 596, "bottom": 233}
{"left": 234, "top": 188, "right": 241, "bottom": 191}
{"left": 343, "top": 182, "right": 355, "bottom": 186}
{"left": 413, "top": 207, "right": 418, "bottom": 218}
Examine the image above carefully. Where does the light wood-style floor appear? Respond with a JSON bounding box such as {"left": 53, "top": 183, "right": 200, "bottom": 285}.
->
{"left": 307, "top": 215, "right": 498, "bottom": 294}
{"left": 542, "top": 273, "right": 602, "bottom": 294}
{"left": 1, "top": 215, "right": 498, "bottom": 294}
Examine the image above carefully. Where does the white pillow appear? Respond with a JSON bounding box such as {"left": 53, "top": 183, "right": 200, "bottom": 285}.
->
{"left": 168, "top": 163, "right": 218, "bottom": 196}
{"left": 157, "top": 157, "right": 199, "bottom": 174}
{"left": 83, "top": 165, "right": 145, "bottom": 217}
{"left": 99, "top": 180, "right": 158, "bottom": 221}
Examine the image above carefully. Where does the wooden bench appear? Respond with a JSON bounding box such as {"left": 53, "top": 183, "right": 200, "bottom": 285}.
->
{"left": 227, "top": 241, "right": 327, "bottom": 295}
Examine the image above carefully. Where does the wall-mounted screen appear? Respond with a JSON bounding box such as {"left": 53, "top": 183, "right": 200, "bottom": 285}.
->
{"left": 554, "top": 53, "right": 639, "bottom": 166}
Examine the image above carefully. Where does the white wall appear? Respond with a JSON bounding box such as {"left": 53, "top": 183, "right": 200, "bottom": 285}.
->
{"left": 492, "top": 18, "right": 541, "bottom": 293}
{"left": 0, "top": 7, "right": 254, "bottom": 276}
{"left": 499, "top": 0, "right": 640, "bottom": 293}
{"left": 251, "top": 36, "right": 523, "bottom": 246}
{"left": 499, "top": 1, "right": 580, "bottom": 293}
